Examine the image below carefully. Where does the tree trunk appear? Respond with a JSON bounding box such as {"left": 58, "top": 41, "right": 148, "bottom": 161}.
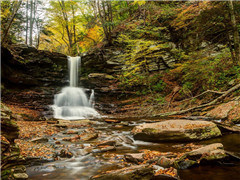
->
{"left": 59, "top": 0, "right": 73, "bottom": 55}
{"left": 229, "top": 0, "right": 240, "bottom": 64}
{"left": 1, "top": 0, "right": 23, "bottom": 45}
{"left": 25, "top": 0, "right": 28, "bottom": 44}
{"left": 29, "top": 0, "right": 33, "bottom": 46}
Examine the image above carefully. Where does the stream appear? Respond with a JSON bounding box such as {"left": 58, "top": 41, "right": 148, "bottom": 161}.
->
{"left": 26, "top": 118, "right": 240, "bottom": 180}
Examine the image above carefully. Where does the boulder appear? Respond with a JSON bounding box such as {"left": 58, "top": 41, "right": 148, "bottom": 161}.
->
{"left": 132, "top": 120, "right": 221, "bottom": 142}
{"left": 91, "top": 164, "right": 154, "bottom": 180}
{"left": 207, "top": 101, "right": 240, "bottom": 123}
{"left": 124, "top": 153, "right": 144, "bottom": 164}
{"left": 174, "top": 143, "right": 227, "bottom": 169}
{"left": 187, "top": 143, "right": 226, "bottom": 161}
{"left": 157, "top": 156, "right": 174, "bottom": 168}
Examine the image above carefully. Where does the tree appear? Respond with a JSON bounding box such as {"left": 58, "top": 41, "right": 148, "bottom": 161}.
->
{"left": 25, "top": 0, "right": 28, "bottom": 44}
{"left": 1, "top": 0, "right": 23, "bottom": 45}
{"left": 229, "top": 0, "right": 240, "bottom": 64}
{"left": 97, "top": 0, "right": 114, "bottom": 45}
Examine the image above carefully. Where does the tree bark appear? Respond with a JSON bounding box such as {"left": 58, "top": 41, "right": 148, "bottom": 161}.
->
{"left": 29, "top": 0, "right": 33, "bottom": 46}
{"left": 229, "top": 0, "right": 240, "bottom": 64}
{"left": 25, "top": 0, "right": 29, "bottom": 44}
{"left": 58, "top": 0, "right": 73, "bottom": 55}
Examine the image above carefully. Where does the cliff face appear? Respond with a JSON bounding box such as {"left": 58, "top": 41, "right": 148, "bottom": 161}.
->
{"left": 1, "top": 44, "right": 123, "bottom": 118}
{"left": 2, "top": 44, "right": 68, "bottom": 88}
{"left": 1, "top": 44, "right": 69, "bottom": 118}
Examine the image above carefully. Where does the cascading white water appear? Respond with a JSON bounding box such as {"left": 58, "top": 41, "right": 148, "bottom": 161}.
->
{"left": 52, "top": 56, "right": 100, "bottom": 120}
{"left": 68, "top": 56, "right": 79, "bottom": 87}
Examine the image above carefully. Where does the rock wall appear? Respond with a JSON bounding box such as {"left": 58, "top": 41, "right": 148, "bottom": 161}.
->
{"left": 1, "top": 44, "right": 68, "bottom": 117}
{"left": 1, "top": 103, "right": 28, "bottom": 180}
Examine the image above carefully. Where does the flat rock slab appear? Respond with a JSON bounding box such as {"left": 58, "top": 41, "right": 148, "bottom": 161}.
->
{"left": 132, "top": 120, "right": 221, "bottom": 142}
{"left": 91, "top": 164, "right": 154, "bottom": 180}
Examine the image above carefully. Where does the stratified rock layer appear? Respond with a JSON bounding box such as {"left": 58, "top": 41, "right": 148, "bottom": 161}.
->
{"left": 1, "top": 103, "right": 28, "bottom": 180}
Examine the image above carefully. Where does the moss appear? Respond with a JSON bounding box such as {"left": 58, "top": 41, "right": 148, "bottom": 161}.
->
{"left": 142, "top": 128, "right": 159, "bottom": 134}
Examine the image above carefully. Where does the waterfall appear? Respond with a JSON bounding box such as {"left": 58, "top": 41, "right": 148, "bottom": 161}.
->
{"left": 68, "top": 56, "right": 80, "bottom": 87}
{"left": 52, "top": 56, "right": 100, "bottom": 120}
{"left": 89, "top": 89, "right": 95, "bottom": 107}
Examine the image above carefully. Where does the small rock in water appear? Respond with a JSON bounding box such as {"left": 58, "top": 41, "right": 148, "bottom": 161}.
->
{"left": 63, "top": 130, "right": 79, "bottom": 134}
{"left": 31, "top": 137, "right": 48, "bottom": 143}
{"left": 105, "top": 119, "right": 121, "bottom": 123}
{"left": 124, "top": 153, "right": 144, "bottom": 164}
{"left": 96, "top": 140, "right": 116, "bottom": 147}
{"left": 81, "top": 132, "right": 98, "bottom": 141}
{"left": 13, "top": 173, "right": 28, "bottom": 180}
{"left": 59, "top": 149, "right": 73, "bottom": 158}
{"left": 55, "top": 141, "right": 61, "bottom": 144}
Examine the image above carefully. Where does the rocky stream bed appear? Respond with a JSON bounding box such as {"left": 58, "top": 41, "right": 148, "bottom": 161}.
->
{"left": 10, "top": 117, "right": 240, "bottom": 180}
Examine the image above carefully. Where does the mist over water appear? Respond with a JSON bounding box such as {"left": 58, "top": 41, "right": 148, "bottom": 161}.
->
{"left": 52, "top": 56, "right": 100, "bottom": 120}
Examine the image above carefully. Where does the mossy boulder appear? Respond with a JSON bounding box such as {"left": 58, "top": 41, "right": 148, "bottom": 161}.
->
{"left": 174, "top": 143, "right": 227, "bottom": 169}
{"left": 132, "top": 120, "right": 221, "bottom": 142}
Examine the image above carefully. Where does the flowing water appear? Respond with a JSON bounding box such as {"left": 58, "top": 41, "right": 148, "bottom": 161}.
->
{"left": 27, "top": 118, "right": 240, "bottom": 180}
{"left": 52, "top": 56, "right": 100, "bottom": 120}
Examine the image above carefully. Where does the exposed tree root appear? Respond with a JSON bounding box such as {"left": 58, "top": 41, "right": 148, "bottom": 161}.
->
{"left": 155, "top": 83, "right": 240, "bottom": 117}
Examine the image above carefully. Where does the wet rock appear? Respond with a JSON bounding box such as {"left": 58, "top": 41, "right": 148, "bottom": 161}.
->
{"left": 77, "top": 147, "right": 93, "bottom": 156}
{"left": 81, "top": 132, "right": 98, "bottom": 141}
{"left": 62, "top": 137, "right": 72, "bottom": 141}
{"left": 13, "top": 173, "right": 28, "bottom": 180}
{"left": 13, "top": 166, "right": 27, "bottom": 174}
{"left": 109, "top": 135, "right": 134, "bottom": 146}
{"left": 152, "top": 174, "right": 179, "bottom": 180}
{"left": 55, "top": 141, "right": 61, "bottom": 144}
{"left": 96, "top": 140, "right": 116, "bottom": 147}
{"left": 132, "top": 120, "right": 221, "bottom": 142}
{"left": 187, "top": 143, "right": 226, "bottom": 161}
{"left": 105, "top": 119, "right": 121, "bottom": 123}
{"left": 91, "top": 164, "right": 154, "bottom": 180}
{"left": 59, "top": 149, "right": 73, "bottom": 158}
{"left": 94, "top": 145, "right": 116, "bottom": 153}
{"left": 157, "top": 156, "right": 174, "bottom": 168}
{"left": 31, "top": 137, "right": 48, "bottom": 143}
{"left": 120, "top": 121, "right": 129, "bottom": 126}
{"left": 215, "top": 122, "right": 240, "bottom": 133}
{"left": 124, "top": 153, "right": 144, "bottom": 164}
{"left": 175, "top": 159, "right": 197, "bottom": 169}
{"left": 63, "top": 130, "right": 79, "bottom": 134}
{"left": 153, "top": 167, "right": 179, "bottom": 180}
{"left": 174, "top": 143, "right": 226, "bottom": 169}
